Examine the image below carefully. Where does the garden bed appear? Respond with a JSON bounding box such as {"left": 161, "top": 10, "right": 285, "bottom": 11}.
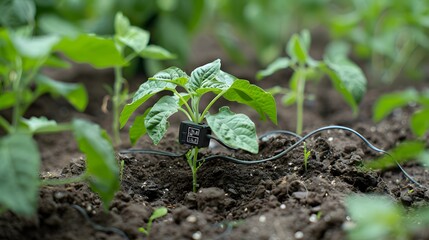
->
{"left": 1, "top": 36, "right": 429, "bottom": 240}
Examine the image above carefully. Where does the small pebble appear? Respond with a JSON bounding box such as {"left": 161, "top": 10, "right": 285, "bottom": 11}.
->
{"left": 280, "top": 204, "right": 286, "bottom": 209}
{"left": 294, "top": 231, "right": 304, "bottom": 239}
{"left": 309, "top": 214, "right": 317, "bottom": 223}
{"left": 259, "top": 215, "right": 266, "bottom": 223}
{"left": 192, "top": 231, "right": 202, "bottom": 240}
{"left": 186, "top": 215, "right": 197, "bottom": 223}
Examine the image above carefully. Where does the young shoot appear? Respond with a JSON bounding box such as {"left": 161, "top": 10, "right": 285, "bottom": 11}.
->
{"left": 120, "top": 59, "right": 277, "bottom": 192}
{"left": 257, "top": 29, "right": 367, "bottom": 135}
{"left": 303, "top": 142, "right": 311, "bottom": 172}
{"left": 138, "top": 207, "right": 168, "bottom": 237}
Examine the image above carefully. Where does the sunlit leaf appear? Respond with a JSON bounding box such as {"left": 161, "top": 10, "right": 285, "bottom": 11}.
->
{"left": 139, "top": 45, "right": 176, "bottom": 60}
{"left": 12, "top": 34, "right": 59, "bottom": 58}
{"left": 223, "top": 80, "right": 277, "bottom": 124}
{"left": 188, "top": 59, "right": 221, "bottom": 92}
{"left": 55, "top": 34, "right": 126, "bottom": 68}
{"left": 206, "top": 107, "right": 258, "bottom": 153}
{"left": 20, "top": 117, "right": 70, "bottom": 134}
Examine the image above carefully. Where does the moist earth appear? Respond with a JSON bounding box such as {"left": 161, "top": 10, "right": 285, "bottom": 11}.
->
{"left": 1, "top": 36, "right": 429, "bottom": 240}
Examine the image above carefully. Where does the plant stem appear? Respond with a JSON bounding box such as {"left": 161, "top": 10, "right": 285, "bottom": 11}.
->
{"left": 112, "top": 66, "right": 123, "bottom": 146}
{"left": 185, "top": 148, "right": 198, "bottom": 192}
{"left": 199, "top": 89, "right": 228, "bottom": 122}
{"left": 296, "top": 69, "right": 306, "bottom": 135}
{"left": 190, "top": 147, "right": 199, "bottom": 192}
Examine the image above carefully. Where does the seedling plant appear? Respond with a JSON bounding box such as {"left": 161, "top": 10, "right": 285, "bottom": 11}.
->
{"left": 0, "top": 28, "right": 119, "bottom": 216}
{"left": 51, "top": 12, "right": 175, "bottom": 146}
{"left": 138, "top": 207, "right": 168, "bottom": 237}
{"left": 120, "top": 59, "right": 277, "bottom": 192}
{"left": 257, "top": 29, "right": 367, "bottom": 135}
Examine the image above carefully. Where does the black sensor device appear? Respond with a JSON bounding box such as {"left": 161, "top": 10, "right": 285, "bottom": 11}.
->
{"left": 179, "top": 121, "right": 211, "bottom": 147}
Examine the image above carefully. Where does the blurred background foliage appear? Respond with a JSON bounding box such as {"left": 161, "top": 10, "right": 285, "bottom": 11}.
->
{"left": 1, "top": 0, "right": 429, "bottom": 81}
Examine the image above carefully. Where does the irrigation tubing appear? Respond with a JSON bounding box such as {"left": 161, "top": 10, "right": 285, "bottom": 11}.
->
{"left": 120, "top": 125, "right": 424, "bottom": 189}
{"left": 71, "top": 204, "right": 130, "bottom": 240}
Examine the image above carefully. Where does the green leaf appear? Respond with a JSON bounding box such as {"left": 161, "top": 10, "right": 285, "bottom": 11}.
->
{"left": 223, "top": 80, "right": 277, "bottom": 124}
{"left": 38, "top": 14, "right": 81, "bottom": 37}
{"left": 55, "top": 34, "right": 126, "bottom": 68}
{"left": 0, "top": 92, "right": 16, "bottom": 110}
{"left": 256, "top": 57, "right": 290, "bottom": 80}
{"left": 114, "top": 12, "right": 130, "bottom": 37}
{"left": 120, "top": 80, "right": 176, "bottom": 127}
{"left": 129, "top": 109, "right": 150, "bottom": 145}
{"left": 149, "top": 207, "right": 168, "bottom": 221}
{"left": 12, "top": 34, "right": 60, "bottom": 58}
{"left": 365, "top": 141, "right": 425, "bottom": 169}
{"left": 145, "top": 95, "right": 179, "bottom": 144}
{"left": 346, "top": 195, "right": 406, "bottom": 240}
{"left": 139, "top": 45, "right": 176, "bottom": 60}
{"left": 12, "top": 0, "right": 35, "bottom": 23}
{"left": 187, "top": 59, "right": 221, "bottom": 92}
{"left": 149, "top": 67, "right": 189, "bottom": 86}
{"left": 114, "top": 12, "right": 152, "bottom": 54}
{"left": 410, "top": 109, "right": 429, "bottom": 137}
{"left": 20, "top": 117, "right": 70, "bottom": 134}
{"left": 117, "top": 26, "right": 150, "bottom": 54}
{"left": 71, "top": 119, "right": 119, "bottom": 209}
{"left": 206, "top": 107, "right": 258, "bottom": 154}
{"left": 287, "top": 34, "right": 308, "bottom": 64}
{"left": 0, "top": 133, "right": 40, "bottom": 216}
{"left": 322, "top": 60, "right": 367, "bottom": 115}
{"left": 35, "top": 75, "right": 88, "bottom": 111}
{"left": 373, "top": 89, "right": 419, "bottom": 122}
{"left": 195, "top": 70, "right": 236, "bottom": 95}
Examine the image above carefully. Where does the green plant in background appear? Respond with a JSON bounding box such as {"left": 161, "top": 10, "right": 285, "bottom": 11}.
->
{"left": 365, "top": 88, "right": 429, "bottom": 170}
{"left": 328, "top": 0, "right": 429, "bottom": 83}
{"left": 138, "top": 207, "right": 168, "bottom": 237}
{"left": 29, "top": 0, "right": 206, "bottom": 72}
{"left": 346, "top": 194, "right": 429, "bottom": 240}
{"left": 346, "top": 195, "right": 411, "bottom": 240}
{"left": 257, "top": 30, "right": 367, "bottom": 135}
{"left": 120, "top": 59, "right": 277, "bottom": 192}
{"left": 0, "top": 28, "right": 119, "bottom": 216}
{"left": 212, "top": 0, "right": 333, "bottom": 65}
{"left": 44, "top": 12, "right": 175, "bottom": 146}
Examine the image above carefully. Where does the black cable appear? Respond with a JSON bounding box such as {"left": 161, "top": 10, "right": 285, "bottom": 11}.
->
{"left": 200, "top": 125, "right": 424, "bottom": 188}
{"left": 71, "top": 204, "right": 130, "bottom": 240}
{"left": 119, "top": 148, "right": 188, "bottom": 158}
{"left": 208, "top": 130, "right": 302, "bottom": 151}
{"left": 119, "top": 126, "right": 424, "bottom": 188}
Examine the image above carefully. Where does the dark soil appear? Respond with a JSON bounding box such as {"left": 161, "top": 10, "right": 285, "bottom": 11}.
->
{"left": 1, "top": 33, "right": 429, "bottom": 240}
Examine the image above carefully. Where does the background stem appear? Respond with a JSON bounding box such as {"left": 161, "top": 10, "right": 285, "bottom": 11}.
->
{"left": 112, "top": 66, "right": 123, "bottom": 146}
{"left": 296, "top": 69, "right": 306, "bottom": 135}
